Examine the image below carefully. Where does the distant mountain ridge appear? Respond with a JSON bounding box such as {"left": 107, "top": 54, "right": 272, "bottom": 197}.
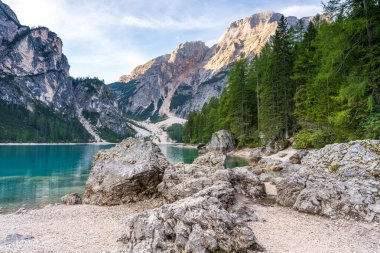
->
{"left": 0, "top": 0, "right": 133, "bottom": 142}
{"left": 114, "top": 12, "right": 312, "bottom": 119}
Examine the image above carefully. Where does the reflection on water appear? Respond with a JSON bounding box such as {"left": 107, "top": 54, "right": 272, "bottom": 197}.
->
{"left": 158, "top": 144, "right": 199, "bottom": 164}
{"left": 225, "top": 156, "right": 249, "bottom": 168}
{"left": 0, "top": 144, "right": 114, "bottom": 212}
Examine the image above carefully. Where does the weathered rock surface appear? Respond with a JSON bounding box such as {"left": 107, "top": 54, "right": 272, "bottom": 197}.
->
{"left": 0, "top": 234, "right": 34, "bottom": 245}
{"left": 158, "top": 151, "right": 266, "bottom": 209}
{"left": 115, "top": 196, "right": 264, "bottom": 253}
{"left": 61, "top": 193, "right": 82, "bottom": 205}
{"left": 83, "top": 138, "right": 170, "bottom": 205}
{"left": 289, "top": 149, "right": 309, "bottom": 164}
{"left": 277, "top": 140, "right": 380, "bottom": 222}
{"left": 114, "top": 13, "right": 312, "bottom": 119}
{"left": 208, "top": 130, "right": 235, "bottom": 153}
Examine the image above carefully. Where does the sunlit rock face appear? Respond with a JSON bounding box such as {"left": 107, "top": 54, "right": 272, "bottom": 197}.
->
{"left": 115, "top": 12, "right": 311, "bottom": 119}
{"left": 0, "top": 1, "right": 75, "bottom": 117}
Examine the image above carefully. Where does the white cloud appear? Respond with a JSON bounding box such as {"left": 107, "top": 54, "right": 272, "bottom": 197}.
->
{"left": 121, "top": 15, "right": 221, "bottom": 30}
{"left": 280, "top": 5, "right": 322, "bottom": 18}
{"left": 205, "top": 39, "right": 218, "bottom": 47}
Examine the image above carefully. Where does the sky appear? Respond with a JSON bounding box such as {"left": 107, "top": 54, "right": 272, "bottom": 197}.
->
{"left": 4, "top": 0, "right": 323, "bottom": 83}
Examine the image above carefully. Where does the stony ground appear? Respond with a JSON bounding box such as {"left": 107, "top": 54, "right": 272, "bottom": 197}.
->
{"left": 1, "top": 198, "right": 379, "bottom": 253}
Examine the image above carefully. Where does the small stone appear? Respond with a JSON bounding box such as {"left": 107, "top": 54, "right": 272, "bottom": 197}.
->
{"left": 61, "top": 193, "right": 82, "bottom": 205}
{"left": 0, "top": 234, "right": 34, "bottom": 245}
{"left": 15, "top": 208, "right": 28, "bottom": 214}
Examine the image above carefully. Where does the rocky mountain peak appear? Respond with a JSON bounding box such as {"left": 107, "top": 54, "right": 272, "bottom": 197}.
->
{"left": 114, "top": 12, "right": 312, "bottom": 119}
{"left": 168, "top": 41, "right": 209, "bottom": 63}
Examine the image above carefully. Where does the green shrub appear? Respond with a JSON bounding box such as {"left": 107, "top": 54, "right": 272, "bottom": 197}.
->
{"left": 293, "top": 129, "right": 334, "bottom": 149}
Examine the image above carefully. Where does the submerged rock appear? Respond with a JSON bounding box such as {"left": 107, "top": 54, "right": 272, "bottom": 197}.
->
{"left": 208, "top": 130, "right": 236, "bottom": 153}
{"left": 61, "top": 193, "right": 82, "bottom": 205}
{"left": 115, "top": 196, "right": 264, "bottom": 253}
{"left": 277, "top": 140, "right": 380, "bottom": 222}
{"left": 83, "top": 138, "right": 170, "bottom": 205}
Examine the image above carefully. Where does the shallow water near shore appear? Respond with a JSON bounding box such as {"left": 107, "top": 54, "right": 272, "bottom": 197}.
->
{"left": 0, "top": 144, "right": 248, "bottom": 212}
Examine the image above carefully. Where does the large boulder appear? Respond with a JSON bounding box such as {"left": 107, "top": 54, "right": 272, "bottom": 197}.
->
{"left": 277, "top": 140, "right": 380, "bottom": 222}
{"left": 83, "top": 138, "right": 170, "bottom": 205}
{"left": 158, "top": 152, "right": 235, "bottom": 206}
{"left": 115, "top": 196, "right": 264, "bottom": 253}
{"left": 208, "top": 130, "right": 235, "bottom": 153}
{"left": 158, "top": 151, "right": 266, "bottom": 208}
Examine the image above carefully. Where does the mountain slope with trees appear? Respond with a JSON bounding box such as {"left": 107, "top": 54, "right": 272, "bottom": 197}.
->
{"left": 183, "top": 0, "right": 380, "bottom": 148}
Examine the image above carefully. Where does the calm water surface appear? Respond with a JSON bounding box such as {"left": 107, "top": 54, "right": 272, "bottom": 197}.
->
{"left": 0, "top": 144, "right": 248, "bottom": 212}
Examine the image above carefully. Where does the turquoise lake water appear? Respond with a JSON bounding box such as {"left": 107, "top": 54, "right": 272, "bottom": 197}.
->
{"left": 0, "top": 144, "right": 248, "bottom": 212}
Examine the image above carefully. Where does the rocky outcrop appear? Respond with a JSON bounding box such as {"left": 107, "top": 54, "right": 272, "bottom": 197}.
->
{"left": 208, "top": 130, "right": 235, "bottom": 153}
{"left": 158, "top": 150, "right": 266, "bottom": 208}
{"left": 115, "top": 196, "right": 264, "bottom": 253}
{"left": 289, "top": 149, "right": 309, "bottom": 164}
{"left": 83, "top": 138, "right": 170, "bottom": 205}
{"left": 277, "top": 140, "right": 380, "bottom": 222}
{"left": 79, "top": 139, "right": 267, "bottom": 251}
{"left": 115, "top": 12, "right": 311, "bottom": 119}
{"left": 61, "top": 193, "right": 82, "bottom": 205}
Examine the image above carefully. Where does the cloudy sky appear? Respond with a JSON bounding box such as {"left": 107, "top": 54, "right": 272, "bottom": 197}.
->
{"left": 4, "top": 0, "right": 323, "bottom": 83}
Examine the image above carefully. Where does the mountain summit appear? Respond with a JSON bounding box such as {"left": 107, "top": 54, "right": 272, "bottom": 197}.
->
{"left": 113, "top": 12, "right": 311, "bottom": 119}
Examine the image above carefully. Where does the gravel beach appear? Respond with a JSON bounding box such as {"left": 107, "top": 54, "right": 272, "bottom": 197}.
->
{"left": 1, "top": 198, "right": 379, "bottom": 253}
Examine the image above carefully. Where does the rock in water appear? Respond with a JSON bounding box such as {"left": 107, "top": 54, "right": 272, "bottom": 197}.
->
{"left": 115, "top": 196, "right": 264, "bottom": 253}
{"left": 208, "top": 130, "right": 235, "bottom": 153}
{"left": 277, "top": 140, "right": 380, "bottom": 222}
{"left": 61, "top": 193, "right": 82, "bottom": 205}
{"left": 83, "top": 138, "right": 170, "bottom": 205}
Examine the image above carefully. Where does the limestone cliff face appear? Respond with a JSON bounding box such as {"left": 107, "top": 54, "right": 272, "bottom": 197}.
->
{"left": 0, "top": 1, "right": 133, "bottom": 141}
{"left": 117, "top": 41, "right": 209, "bottom": 119}
{"left": 73, "top": 78, "right": 135, "bottom": 138}
{"left": 0, "top": 1, "right": 75, "bottom": 117}
{"left": 115, "top": 12, "right": 311, "bottom": 119}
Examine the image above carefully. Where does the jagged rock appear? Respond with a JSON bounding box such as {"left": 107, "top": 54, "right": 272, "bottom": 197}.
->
{"left": 245, "top": 148, "right": 264, "bottom": 164}
{"left": 157, "top": 152, "right": 235, "bottom": 206}
{"left": 277, "top": 140, "right": 380, "bottom": 222}
{"left": 158, "top": 151, "right": 267, "bottom": 209}
{"left": 115, "top": 196, "right": 264, "bottom": 253}
{"left": 83, "top": 138, "right": 170, "bottom": 205}
{"left": 289, "top": 149, "right": 309, "bottom": 164}
{"left": 230, "top": 167, "right": 265, "bottom": 199}
{"left": 61, "top": 193, "right": 82, "bottom": 205}
{"left": 114, "top": 13, "right": 312, "bottom": 119}
{"left": 0, "top": 234, "right": 34, "bottom": 245}
{"left": 208, "top": 130, "right": 236, "bottom": 153}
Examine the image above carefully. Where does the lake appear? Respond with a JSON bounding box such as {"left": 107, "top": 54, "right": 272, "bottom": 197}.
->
{"left": 0, "top": 144, "right": 248, "bottom": 212}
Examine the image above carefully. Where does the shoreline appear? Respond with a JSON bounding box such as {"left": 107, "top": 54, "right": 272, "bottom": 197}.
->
{"left": 0, "top": 142, "right": 115, "bottom": 146}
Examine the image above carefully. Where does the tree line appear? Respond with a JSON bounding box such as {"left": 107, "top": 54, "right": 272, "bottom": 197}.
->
{"left": 183, "top": 0, "right": 379, "bottom": 148}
